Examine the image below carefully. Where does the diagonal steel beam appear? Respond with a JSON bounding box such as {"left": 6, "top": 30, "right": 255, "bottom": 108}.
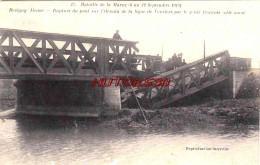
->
{"left": 0, "top": 58, "right": 12, "bottom": 73}
{"left": 0, "top": 51, "right": 8, "bottom": 58}
{"left": 14, "top": 52, "right": 20, "bottom": 57}
{"left": 0, "top": 33, "right": 8, "bottom": 46}
{"left": 109, "top": 45, "right": 130, "bottom": 73}
{"left": 131, "top": 44, "right": 139, "bottom": 53}
{"left": 109, "top": 44, "right": 118, "bottom": 54}
{"left": 15, "top": 39, "right": 41, "bottom": 69}
{"left": 15, "top": 52, "right": 28, "bottom": 69}
{"left": 12, "top": 32, "right": 44, "bottom": 73}
{"left": 187, "top": 70, "right": 199, "bottom": 89}
{"left": 47, "top": 39, "right": 73, "bottom": 73}
{"left": 77, "top": 44, "right": 97, "bottom": 68}
{"left": 120, "top": 45, "right": 130, "bottom": 55}
{"left": 76, "top": 42, "right": 99, "bottom": 74}
{"left": 47, "top": 41, "right": 70, "bottom": 71}
{"left": 88, "top": 44, "right": 96, "bottom": 53}
{"left": 171, "top": 75, "right": 182, "bottom": 92}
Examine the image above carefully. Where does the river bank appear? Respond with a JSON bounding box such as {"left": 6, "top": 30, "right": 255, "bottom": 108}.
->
{"left": 1, "top": 98, "right": 259, "bottom": 131}
{"left": 0, "top": 80, "right": 16, "bottom": 111}
{"left": 100, "top": 98, "right": 259, "bottom": 131}
{"left": 0, "top": 89, "right": 16, "bottom": 111}
{"left": 0, "top": 79, "right": 259, "bottom": 132}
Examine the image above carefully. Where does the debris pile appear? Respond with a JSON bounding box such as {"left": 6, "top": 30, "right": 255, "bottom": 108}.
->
{"left": 101, "top": 98, "right": 259, "bottom": 130}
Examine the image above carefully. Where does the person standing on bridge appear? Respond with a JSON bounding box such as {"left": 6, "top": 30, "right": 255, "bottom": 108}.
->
{"left": 113, "top": 30, "right": 122, "bottom": 40}
{"left": 113, "top": 30, "right": 122, "bottom": 54}
{"left": 172, "top": 53, "right": 178, "bottom": 69}
{"left": 181, "top": 59, "right": 187, "bottom": 66}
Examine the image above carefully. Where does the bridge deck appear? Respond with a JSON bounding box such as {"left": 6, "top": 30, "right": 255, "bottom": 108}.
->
{"left": 0, "top": 28, "right": 160, "bottom": 80}
{"left": 0, "top": 28, "right": 232, "bottom": 111}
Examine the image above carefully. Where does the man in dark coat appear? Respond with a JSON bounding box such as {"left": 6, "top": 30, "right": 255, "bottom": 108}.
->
{"left": 113, "top": 30, "right": 122, "bottom": 54}
{"left": 181, "top": 59, "right": 187, "bottom": 66}
{"left": 113, "top": 30, "right": 122, "bottom": 40}
{"left": 172, "top": 53, "right": 178, "bottom": 69}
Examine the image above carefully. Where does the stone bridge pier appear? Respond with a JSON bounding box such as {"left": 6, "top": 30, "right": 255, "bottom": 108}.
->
{"left": 229, "top": 57, "right": 258, "bottom": 99}
{"left": 14, "top": 80, "right": 121, "bottom": 117}
{"left": 230, "top": 69, "right": 260, "bottom": 99}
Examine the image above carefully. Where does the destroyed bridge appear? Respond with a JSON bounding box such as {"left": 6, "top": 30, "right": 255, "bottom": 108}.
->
{"left": 0, "top": 28, "right": 244, "bottom": 117}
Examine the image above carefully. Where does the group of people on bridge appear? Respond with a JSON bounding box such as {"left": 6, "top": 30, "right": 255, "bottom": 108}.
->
{"left": 165, "top": 53, "right": 186, "bottom": 71}
{"left": 112, "top": 30, "right": 186, "bottom": 72}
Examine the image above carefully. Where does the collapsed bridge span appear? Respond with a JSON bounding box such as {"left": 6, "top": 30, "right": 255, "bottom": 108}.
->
{"left": 0, "top": 28, "right": 245, "bottom": 116}
{"left": 122, "top": 51, "right": 231, "bottom": 109}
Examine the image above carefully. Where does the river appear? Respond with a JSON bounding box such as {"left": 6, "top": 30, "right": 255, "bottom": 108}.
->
{"left": 0, "top": 117, "right": 258, "bottom": 165}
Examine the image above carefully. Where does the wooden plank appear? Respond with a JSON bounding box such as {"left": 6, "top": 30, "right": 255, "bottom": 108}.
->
{"left": 12, "top": 32, "right": 44, "bottom": 73}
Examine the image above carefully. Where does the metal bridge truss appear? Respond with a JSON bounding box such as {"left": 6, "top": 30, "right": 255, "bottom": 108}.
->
{"left": 0, "top": 28, "right": 160, "bottom": 80}
{"left": 124, "top": 51, "right": 230, "bottom": 109}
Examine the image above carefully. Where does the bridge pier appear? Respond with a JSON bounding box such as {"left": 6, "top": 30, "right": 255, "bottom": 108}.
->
{"left": 229, "top": 69, "right": 260, "bottom": 99}
{"left": 230, "top": 71, "right": 248, "bottom": 99}
{"left": 14, "top": 80, "right": 121, "bottom": 117}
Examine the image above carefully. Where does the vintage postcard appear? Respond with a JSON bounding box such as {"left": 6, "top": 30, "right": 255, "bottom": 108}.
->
{"left": 0, "top": 1, "right": 259, "bottom": 165}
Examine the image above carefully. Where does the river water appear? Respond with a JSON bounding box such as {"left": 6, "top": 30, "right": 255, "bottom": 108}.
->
{"left": 0, "top": 117, "right": 259, "bottom": 165}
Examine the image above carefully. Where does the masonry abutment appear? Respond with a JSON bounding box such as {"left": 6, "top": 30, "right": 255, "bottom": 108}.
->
{"left": 14, "top": 80, "right": 121, "bottom": 117}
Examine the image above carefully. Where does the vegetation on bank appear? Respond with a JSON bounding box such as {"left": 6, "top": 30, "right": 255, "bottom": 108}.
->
{"left": 0, "top": 73, "right": 259, "bottom": 131}
{"left": 0, "top": 80, "right": 16, "bottom": 111}
{"left": 100, "top": 98, "right": 259, "bottom": 130}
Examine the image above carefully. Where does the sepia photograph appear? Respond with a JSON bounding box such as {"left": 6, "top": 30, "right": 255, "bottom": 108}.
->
{"left": 0, "top": 1, "right": 259, "bottom": 165}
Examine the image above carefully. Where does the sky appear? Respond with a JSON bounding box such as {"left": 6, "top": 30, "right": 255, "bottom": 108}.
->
{"left": 0, "top": 1, "right": 259, "bottom": 67}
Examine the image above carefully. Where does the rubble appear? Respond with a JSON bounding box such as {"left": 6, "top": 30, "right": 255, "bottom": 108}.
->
{"left": 100, "top": 98, "right": 259, "bottom": 131}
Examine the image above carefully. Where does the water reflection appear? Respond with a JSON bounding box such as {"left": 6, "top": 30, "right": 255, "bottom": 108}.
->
{"left": 0, "top": 116, "right": 258, "bottom": 165}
